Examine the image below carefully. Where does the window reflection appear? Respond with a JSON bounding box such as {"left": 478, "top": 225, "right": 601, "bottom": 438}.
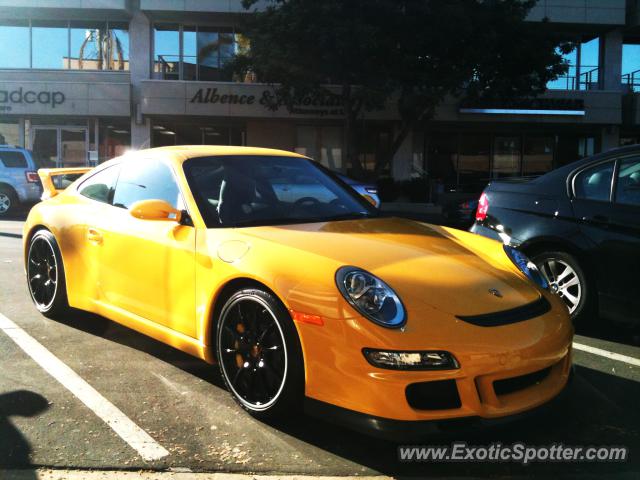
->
{"left": 32, "top": 20, "right": 68, "bottom": 69}
{"left": 0, "top": 20, "right": 128, "bottom": 70}
{"left": 493, "top": 136, "right": 521, "bottom": 178}
{"left": 153, "top": 23, "right": 248, "bottom": 82}
{"left": 0, "top": 20, "right": 29, "bottom": 68}
{"left": 523, "top": 136, "right": 554, "bottom": 176}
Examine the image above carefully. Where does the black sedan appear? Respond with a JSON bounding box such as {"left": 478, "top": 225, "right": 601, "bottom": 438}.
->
{"left": 471, "top": 145, "right": 640, "bottom": 326}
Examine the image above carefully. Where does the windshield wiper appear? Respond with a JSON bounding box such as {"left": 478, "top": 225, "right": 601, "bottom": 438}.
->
{"left": 323, "top": 211, "right": 376, "bottom": 221}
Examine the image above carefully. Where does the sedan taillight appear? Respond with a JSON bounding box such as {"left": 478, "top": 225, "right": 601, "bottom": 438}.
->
{"left": 25, "top": 171, "right": 39, "bottom": 183}
{"left": 475, "top": 192, "right": 489, "bottom": 222}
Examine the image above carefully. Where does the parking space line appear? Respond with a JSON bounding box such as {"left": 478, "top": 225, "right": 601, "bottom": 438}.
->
{"left": 573, "top": 341, "right": 640, "bottom": 367}
{"left": 0, "top": 312, "right": 170, "bottom": 461}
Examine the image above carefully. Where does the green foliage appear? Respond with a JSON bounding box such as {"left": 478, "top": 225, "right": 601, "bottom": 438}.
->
{"left": 234, "top": 0, "right": 574, "bottom": 174}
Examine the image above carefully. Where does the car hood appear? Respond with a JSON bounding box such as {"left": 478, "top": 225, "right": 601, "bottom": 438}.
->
{"left": 238, "top": 217, "right": 541, "bottom": 317}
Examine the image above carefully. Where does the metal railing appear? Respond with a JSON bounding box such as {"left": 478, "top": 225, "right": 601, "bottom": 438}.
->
{"left": 547, "top": 65, "right": 600, "bottom": 91}
{"left": 622, "top": 69, "right": 640, "bottom": 93}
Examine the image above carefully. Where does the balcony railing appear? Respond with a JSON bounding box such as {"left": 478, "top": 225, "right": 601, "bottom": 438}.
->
{"left": 622, "top": 69, "right": 640, "bottom": 93}
{"left": 547, "top": 66, "right": 600, "bottom": 91}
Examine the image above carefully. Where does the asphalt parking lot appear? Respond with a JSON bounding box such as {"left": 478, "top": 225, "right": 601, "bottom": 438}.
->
{"left": 1, "top": 214, "right": 639, "bottom": 479}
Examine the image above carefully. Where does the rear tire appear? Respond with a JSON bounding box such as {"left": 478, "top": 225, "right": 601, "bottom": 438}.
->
{"left": 532, "top": 250, "right": 593, "bottom": 325}
{"left": 0, "top": 186, "right": 18, "bottom": 217}
{"left": 26, "top": 230, "right": 70, "bottom": 318}
{"left": 215, "top": 288, "right": 304, "bottom": 420}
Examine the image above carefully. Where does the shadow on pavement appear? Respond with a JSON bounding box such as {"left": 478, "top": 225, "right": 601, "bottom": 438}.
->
{"left": 48, "top": 308, "right": 640, "bottom": 477}
{"left": 0, "top": 390, "right": 49, "bottom": 479}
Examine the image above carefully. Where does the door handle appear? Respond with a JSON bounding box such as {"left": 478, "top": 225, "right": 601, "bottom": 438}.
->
{"left": 87, "top": 228, "right": 103, "bottom": 244}
{"left": 583, "top": 214, "right": 609, "bottom": 226}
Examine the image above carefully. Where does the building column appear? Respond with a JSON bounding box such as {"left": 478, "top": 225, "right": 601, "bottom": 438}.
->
{"left": 600, "top": 125, "right": 620, "bottom": 153}
{"left": 600, "top": 29, "right": 623, "bottom": 91}
{"left": 392, "top": 129, "right": 413, "bottom": 181}
{"left": 129, "top": 8, "right": 152, "bottom": 149}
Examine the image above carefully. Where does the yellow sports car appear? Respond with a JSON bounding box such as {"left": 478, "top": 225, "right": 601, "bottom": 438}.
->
{"left": 24, "top": 146, "right": 572, "bottom": 436}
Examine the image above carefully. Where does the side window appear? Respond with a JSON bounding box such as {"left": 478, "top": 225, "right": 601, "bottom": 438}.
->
{"left": 78, "top": 165, "right": 120, "bottom": 204}
{"left": 615, "top": 156, "right": 640, "bottom": 207}
{"left": 574, "top": 161, "right": 614, "bottom": 202}
{"left": 113, "top": 159, "right": 181, "bottom": 210}
{"left": 0, "top": 151, "right": 28, "bottom": 168}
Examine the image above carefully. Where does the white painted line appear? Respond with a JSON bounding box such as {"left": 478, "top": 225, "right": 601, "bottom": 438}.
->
{"left": 0, "top": 312, "right": 169, "bottom": 461}
{"left": 573, "top": 342, "right": 640, "bottom": 368}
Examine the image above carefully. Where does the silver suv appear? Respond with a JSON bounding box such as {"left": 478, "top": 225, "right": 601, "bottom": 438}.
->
{"left": 0, "top": 146, "right": 44, "bottom": 216}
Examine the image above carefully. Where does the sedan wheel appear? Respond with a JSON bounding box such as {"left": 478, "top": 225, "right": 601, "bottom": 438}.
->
{"left": 533, "top": 250, "right": 591, "bottom": 324}
{"left": 216, "top": 289, "right": 303, "bottom": 418}
{"left": 539, "top": 258, "right": 581, "bottom": 314}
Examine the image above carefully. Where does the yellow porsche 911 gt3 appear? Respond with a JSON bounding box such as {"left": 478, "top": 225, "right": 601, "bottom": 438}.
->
{"left": 24, "top": 146, "right": 572, "bottom": 436}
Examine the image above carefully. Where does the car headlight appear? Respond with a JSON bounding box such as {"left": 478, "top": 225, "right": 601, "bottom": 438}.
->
{"left": 503, "top": 245, "right": 548, "bottom": 289}
{"left": 335, "top": 266, "right": 406, "bottom": 328}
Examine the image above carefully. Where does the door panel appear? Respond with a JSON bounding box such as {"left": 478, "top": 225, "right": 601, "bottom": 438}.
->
{"left": 571, "top": 157, "right": 640, "bottom": 322}
{"left": 98, "top": 208, "right": 197, "bottom": 337}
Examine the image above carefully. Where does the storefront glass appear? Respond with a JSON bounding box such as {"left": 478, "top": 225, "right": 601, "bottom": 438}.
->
{"left": 0, "top": 119, "right": 20, "bottom": 146}
{"left": 523, "top": 136, "right": 554, "bottom": 176}
{"left": 427, "top": 134, "right": 458, "bottom": 186}
{"left": 459, "top": 134, "right": 491, "bottom": 185}
{"left": 493, "top": 136, "right": 521, "bottom": 178}
{"left": 152, "top": 122, "right": 245, "bottom": 147}
{"left": 99, "top": 121, "right": 131, "bottom": 161}
{"left": 295, "top": 126, "right": 343, "bottom": 171}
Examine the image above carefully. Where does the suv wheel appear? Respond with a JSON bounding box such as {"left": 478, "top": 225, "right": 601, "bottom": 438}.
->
{"left": 0, "top": 186, "right": 17, "bottom": 216}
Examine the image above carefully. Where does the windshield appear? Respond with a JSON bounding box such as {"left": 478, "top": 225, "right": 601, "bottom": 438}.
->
{"left": 183, "top": 155, "right": 378, "bottom": 228}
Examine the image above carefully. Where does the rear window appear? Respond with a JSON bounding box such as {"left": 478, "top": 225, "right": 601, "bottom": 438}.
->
{"left": 0, "top": 151, "right": 27, "bottom": 168}
{"left": 574, "top": 161, "right": 614, "bottom": 202}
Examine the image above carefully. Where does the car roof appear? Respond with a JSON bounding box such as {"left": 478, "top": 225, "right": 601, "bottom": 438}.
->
{"left": 130, "top": 145, "right": 309, "bottom": 164}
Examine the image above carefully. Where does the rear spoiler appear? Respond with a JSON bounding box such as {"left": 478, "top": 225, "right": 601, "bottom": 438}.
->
{"left": 38, "top": 167, "right": 93, "bottom": 199}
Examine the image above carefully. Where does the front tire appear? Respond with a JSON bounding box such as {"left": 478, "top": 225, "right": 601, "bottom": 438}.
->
{"left": 215, "top": 288, "right": 304, "bottom": 420}
{"left": 532, "top": 250, "right": 592, "bottom": 324}
{"left": 27, "top": 230, "right": 69, "bottom": 318}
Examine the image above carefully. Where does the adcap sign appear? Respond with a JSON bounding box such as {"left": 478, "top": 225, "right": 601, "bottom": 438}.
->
{"left": 0, "top": 87, "right": 65, "bottom": 112}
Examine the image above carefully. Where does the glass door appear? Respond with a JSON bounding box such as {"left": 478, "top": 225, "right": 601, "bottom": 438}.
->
{"left": 31, "top": 126, "right": 88, "bottom": 167}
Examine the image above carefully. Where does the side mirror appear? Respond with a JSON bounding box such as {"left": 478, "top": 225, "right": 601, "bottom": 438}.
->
{"left": 129, "top": 199, "right": 182, "bottom": 222}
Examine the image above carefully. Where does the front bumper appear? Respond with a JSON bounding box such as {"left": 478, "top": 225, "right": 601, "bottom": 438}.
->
{"left": 295, "top": 292, "right": 573, "bottom": 426}
{"left": 305, "top": 365, "right": 574, "bottom": 440}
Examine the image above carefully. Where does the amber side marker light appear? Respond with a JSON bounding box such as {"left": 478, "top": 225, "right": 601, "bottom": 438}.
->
{"left": 363, "top": 349, "right": 459, "bottom": 370}
{"left": 290, "top": 310, "right": 324, "bottom": 326}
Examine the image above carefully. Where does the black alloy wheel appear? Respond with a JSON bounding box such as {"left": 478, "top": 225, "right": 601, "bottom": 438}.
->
{"left": 216, "top": 288, "right": 303, "bottom": 419}
{"left": 27, "top": 230, "right": 69, "bottom": 317}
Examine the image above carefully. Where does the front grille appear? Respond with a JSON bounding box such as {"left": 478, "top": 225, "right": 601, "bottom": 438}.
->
{"left": 406, "top": 379, "right": 462, "bottom": 410}
{"left": 456, "top": 296, "right": 551, "bottom": 327}
{"left": 493, "top": 367, "right": 552, "bottom": 396}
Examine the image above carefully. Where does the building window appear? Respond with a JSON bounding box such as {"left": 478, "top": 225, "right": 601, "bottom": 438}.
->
{"left": 547, "top": 37, "right": 600, "bottom": 91}
{"left": 523, "top": 136, "right": 554, "bottom": 176}
{"left": 0, "top": 119, "right": 20, "bottom": 146}
{"left": 493, "top": 136, "right": 521, "bottom": 178}
{"left": 0, "top": 20, "right": 128, "bottom": 71}
{"left": 622, "top": 44, "right": 640, "bottom": 92}
{"left": 459, "top": 134, "right": 491, "bottom": 185}
{"left": 295, "top": 126, "right": 343, "bottom": 171}
{"left": 153, "top": 23, "right": 248, "bottom": 82}
{"left": 152, "top": 122, "right": 245, "bottom": 147}
{"left": 0, "top": 20, "right": 30, "bottom": 69}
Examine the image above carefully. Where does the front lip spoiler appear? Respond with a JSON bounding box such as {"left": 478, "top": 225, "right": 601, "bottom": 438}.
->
{"left": 304, "top": 366, "right": 574, "bottom": 441}
{"left": 455, "top": 296, "right": 552, "bottom": 327}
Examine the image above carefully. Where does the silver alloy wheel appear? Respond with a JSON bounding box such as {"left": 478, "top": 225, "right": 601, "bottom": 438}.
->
{"left": 0, "top": 193, "right": 10, "bottom": 214}
{"left": 538, "top": 258, "right": 582, "bottom": 314}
